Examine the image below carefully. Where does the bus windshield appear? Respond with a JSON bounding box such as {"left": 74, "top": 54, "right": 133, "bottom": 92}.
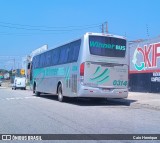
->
{"left": 89, "top": 35, "right": 126, "bottom": 57}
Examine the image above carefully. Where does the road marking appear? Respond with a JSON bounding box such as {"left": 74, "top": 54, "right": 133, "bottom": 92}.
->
{"left": 0, "top": 87, "right": 7, "bottom": 89}
{"left": 0, "top": 96, "right": 39, "bottom": 101}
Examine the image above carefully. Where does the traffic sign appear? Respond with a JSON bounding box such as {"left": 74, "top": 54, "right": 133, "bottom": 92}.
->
{"left": 20, "top": 69, "right": 25, "bottom": 75}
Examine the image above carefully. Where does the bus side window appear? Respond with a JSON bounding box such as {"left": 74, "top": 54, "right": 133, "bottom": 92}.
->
{"left": 52, "top": 48, "right": 60, "bottom": 65}
{"left": 67, "top": 44, "right": 74, "bottom": 63}
{"left": 33, "top": 56, "right": 40, "bottom": 69}
{"left": 67, "top": 40, "right": 81, "bottom": 63}
{"left": 39, "top": 54, "right": 46, "bottom": 68}
{"left": 46, "top": 51, "right": 52, "bottom": 67}
{"left": 64, "top": 45, "right": 70, "bottom": 63}
{"left": 72, "top": 40, "right": 81, "bottom": 62}
{"left": 59, "top": 45, "right": 69, "bottom": 64}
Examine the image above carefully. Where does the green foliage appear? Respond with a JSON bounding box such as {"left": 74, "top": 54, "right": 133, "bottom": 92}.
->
{"left": 0, "top": 69, "right": 8, "bottom": 74}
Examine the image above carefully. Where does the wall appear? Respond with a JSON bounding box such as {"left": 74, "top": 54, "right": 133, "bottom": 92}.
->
{"left": 129, "top": 36, "right": 160, "bottom": 92}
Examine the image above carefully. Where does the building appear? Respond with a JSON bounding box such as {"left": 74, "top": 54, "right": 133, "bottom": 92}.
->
{"left": 129, "top": 36, "right": 160, "bottom": 92}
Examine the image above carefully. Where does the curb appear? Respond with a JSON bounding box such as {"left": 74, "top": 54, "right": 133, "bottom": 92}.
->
{"left": 108, "top": 97, "right": 160, "bottom": 110}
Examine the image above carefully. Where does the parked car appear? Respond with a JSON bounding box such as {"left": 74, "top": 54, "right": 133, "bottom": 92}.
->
{"left": 12, "top": 77, "right": 26, "bottom": 90}
{"left": 0, "top": 80, "right": 2, "bottom": 86}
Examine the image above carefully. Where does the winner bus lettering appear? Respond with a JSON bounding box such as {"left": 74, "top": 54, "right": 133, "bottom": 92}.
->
{"left": 90, "top": 41, "right": 115, "bottom": 49}
{"left": 90, "top": 41, "right": 125, "bottom": 50}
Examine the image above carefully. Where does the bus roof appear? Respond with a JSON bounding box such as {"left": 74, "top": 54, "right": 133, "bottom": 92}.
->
{"left": 85, "top": 32, "right": 126, "bottom": 40}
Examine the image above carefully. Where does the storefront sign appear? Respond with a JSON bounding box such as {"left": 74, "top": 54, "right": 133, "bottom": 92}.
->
{"left": 151, "top": 72, "right": 160, "bottom": 82}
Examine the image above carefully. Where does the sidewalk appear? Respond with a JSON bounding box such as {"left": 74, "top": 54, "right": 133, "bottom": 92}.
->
{"left": 109, "top": 92, "right": 160, "bottom": 110}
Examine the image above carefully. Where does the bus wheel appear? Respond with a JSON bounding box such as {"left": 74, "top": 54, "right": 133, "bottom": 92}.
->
{"left": 58, "top": 84, "right": 64, "bottom": 102}
{"left": 36, "top": 91, "right": 40, "bottom": 96}
{"left": 33, "top": 83, "right": 36, "bottom": 93}
{"left": 35, "top": 87, "right": 40, "bottom": 96}
{"left": 34, "top": 83, "right": 40, "bottom": 96}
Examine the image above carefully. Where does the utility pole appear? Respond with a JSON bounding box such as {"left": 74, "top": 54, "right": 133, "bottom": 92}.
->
{"left": 146, "top": 24, "right": 150, "bottom": 39}
{"left": 101, "top": 23, "right": 104, "bottom": 33}
{"left": 105, "top": 21, "right": 108, "bottom": 33}
{"left": 101, "top": 21, "right": 108, "bottom": 33}
{"left": 13, "top": 58, "right": 15, "bottom": 70}
{"left": 18, "top": 62, "right": 19, "bottom": 69}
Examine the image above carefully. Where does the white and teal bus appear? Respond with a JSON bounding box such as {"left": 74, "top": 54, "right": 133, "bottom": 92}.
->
{"left": 30, "top": 32, "right": 128, "bottom": 102}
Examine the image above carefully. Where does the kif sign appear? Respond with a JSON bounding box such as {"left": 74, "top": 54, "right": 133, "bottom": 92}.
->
{"left": 132, "top": 42, "right": 160, "bottom": 71}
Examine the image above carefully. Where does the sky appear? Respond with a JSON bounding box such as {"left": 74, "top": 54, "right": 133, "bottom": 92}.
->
{"left": 0, "top": 0, "right": 160, "bottom": 70}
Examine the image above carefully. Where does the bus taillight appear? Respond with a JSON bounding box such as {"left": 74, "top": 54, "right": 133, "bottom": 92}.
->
{"left": 80, "top": 62, "right": 85, "bottom": 76}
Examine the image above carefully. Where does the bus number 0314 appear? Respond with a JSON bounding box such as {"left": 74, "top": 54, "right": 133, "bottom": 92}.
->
{"left": 113, "top": 80, "right": 127, "bottom": 86}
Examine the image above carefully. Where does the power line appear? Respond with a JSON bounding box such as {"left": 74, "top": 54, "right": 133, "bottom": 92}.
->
{"left": 0, "top": 55, "right": 23, "bottom": 58}
{"left": 0, "top": 21, "right": 101, "bottom": 37}
{"left": 0, "top": 21, "right": 101, "bottom": 32}
{"left": 0, "top": 24, "right": 100, "bottom": 31}
{"left": 0, "top": 21, "right": 101, "bottom": 29}
{"left": 0, "top": 56, "right": 23, "bottom": 70}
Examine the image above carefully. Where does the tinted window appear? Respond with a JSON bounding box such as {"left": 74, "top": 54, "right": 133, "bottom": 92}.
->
{"left": 89, "top": 36, "right": 126, "bottom": 57}
{"left": 67, "top": 44, "right": 73, "bottom": 62}
{"left": 32, "top": 39, "right": 81, "bottom": 69}
{"left": 52, "top": 48, "right": 60, "bottom": 65}
{"left": 67, "top": 40, "right": 81, "bottom": 62}
{"left": 58, "top": 39, "right": 81, "bottom": 64}
{"left": 45, "top": 51, "right": 52, "bottom": 67}
{"left": 59, "top": 45, "right": 70, "bottom": 64}
{"left": 39, "top": 54, "right": 46, "bottom": 67}
{"left": 32, "top": 56, "right": 40, "bottom": 69}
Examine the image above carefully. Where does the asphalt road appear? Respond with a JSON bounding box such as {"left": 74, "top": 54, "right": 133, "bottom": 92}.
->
{"left": 0, "top": 87, "right": 160, "bottom": 143}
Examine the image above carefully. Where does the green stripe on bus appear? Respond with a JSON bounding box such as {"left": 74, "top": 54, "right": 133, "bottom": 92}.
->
{"left": 90, "top": 69, "right": 109, "bottom": 81}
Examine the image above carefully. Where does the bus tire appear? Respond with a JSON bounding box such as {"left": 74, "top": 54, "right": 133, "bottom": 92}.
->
{"left": 33, "top": 82, "right": 36, "bottom": 93}
{"left": 34, "top": 82, "right": 41, "bottom": 96}
{"left": 36, "top": 91, "right": 40, "bottom": 96}
{"left": 58, "top": 84, "right": 64, "bottom": 102}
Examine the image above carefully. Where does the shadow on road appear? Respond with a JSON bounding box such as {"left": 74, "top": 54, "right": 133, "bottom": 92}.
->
{"left": 33, "top": 94, "right": 137, "bottom": 107}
